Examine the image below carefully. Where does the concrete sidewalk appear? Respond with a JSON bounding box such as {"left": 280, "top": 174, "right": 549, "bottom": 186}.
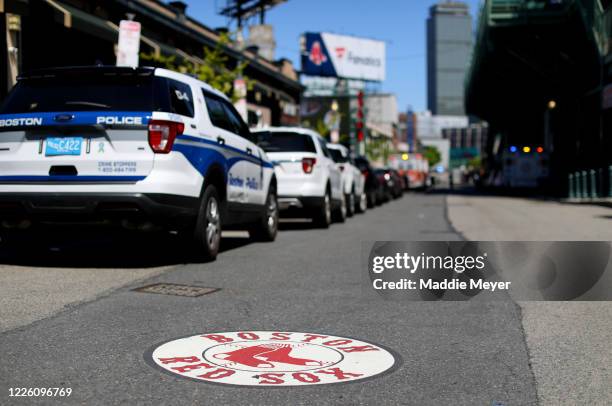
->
{"left": 447, "top": 193, "right": 612, "bottom": 405}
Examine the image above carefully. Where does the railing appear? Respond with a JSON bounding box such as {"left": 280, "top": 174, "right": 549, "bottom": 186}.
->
{"left": 568, "top": 166, "right": 612, "bottom": 199}
{"left": 488, "top": 0, "right": 573, "bottom": 24}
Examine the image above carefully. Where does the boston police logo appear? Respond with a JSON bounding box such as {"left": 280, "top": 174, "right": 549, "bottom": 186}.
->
{"left": 146, "top": 331, "right": 397, "bottom": 386}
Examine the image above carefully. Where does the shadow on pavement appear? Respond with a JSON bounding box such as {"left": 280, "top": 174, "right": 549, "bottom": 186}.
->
{"left": 279, "top": 218, "right": 318, "bottom": 231}
{"left": 0, "top": 228, "right": 253, "bottom": 268}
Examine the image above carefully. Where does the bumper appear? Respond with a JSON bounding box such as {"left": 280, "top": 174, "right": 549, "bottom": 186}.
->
{"left": 0, "top": 192, "right": 199, "bottom": 227}
{"left": 278, "top": 196, "right": 325, "bottom": 211}
{"left": 276, "top": 175, "right": 326, "bottom": 197}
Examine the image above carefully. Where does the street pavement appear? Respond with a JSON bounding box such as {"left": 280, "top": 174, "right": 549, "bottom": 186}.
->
{"left": 448, "top": 192, "right": 612, "bottom": 406}
{"left": 1, "top": 190, "right": 607, "bottom": 405}
{"left": 0, "top": 193, "right": 612, "bottom": 405}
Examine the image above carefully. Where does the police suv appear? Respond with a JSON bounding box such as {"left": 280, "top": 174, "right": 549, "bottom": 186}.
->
{"left": 0, "top": 66, "right": 279, "bottom": 260}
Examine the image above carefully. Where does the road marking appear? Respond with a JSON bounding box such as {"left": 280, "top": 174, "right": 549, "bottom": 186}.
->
{"left": 146, "top": 331, "right": 398, "bottom": 386}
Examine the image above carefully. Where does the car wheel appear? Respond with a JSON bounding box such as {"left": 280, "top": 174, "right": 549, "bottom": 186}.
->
{"left": 346, "top": 190, "right": 355, "bottom": 217}
{"left": 313, "top": 189, "right": 332, "bottom": 228}
{"left": 357, "top": 192, "right": 367, "bottom": 213}
{"left": 333, "top": 192, "right": 347, "bottom": 223}
{"left": 191, "top": 184, "right": 222, "bottom": 261}
{"left": 249, "top": 186, "right": 278, "bottom": 242}
{"left": 367, "top": 191, "right": 376, "bottom": 208}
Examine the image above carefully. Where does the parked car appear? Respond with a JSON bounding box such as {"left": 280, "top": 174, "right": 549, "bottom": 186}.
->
{"left": 253, "top": 127, "right": 345, "bottom": 227}
{"left": 374, "top": 168, "right": 393, "bottom": 203}
{"left": 354, "top": 156, "right": 383, "bottom": 208}
{"left": 0, "top": 66, "right": 280, "bottom": 261}
{"left": 326, "top": 143, "right": 367, "bottom": 216}
{"left": 389, "top": 169, "right": 405, "bottom": 198}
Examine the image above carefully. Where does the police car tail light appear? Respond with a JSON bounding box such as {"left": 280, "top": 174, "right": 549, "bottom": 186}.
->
{"left": 302, "top": 157, "right": 316, "bottom": 174}
{"left": 148, "top": 120, "right": 184, "bottom": 154}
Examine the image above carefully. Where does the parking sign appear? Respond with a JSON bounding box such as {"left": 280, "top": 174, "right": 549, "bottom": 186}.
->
{"left": 116, "top": 20, "right": 141, "bottom": 68}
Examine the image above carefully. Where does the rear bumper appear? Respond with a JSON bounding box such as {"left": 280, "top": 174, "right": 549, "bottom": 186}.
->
{"left": 0, "top": 192, "right": 199, "bottom": 227}
{"left": 278, "top": 195, "right": 325, "bottom": 211}
{"left": 276, "top": 174, "right": 327, "bottom": 197}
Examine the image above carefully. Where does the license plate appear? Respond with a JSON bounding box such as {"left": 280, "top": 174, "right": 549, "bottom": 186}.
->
{"left": 45, "top": 137, "right": 83, "bottom": 156}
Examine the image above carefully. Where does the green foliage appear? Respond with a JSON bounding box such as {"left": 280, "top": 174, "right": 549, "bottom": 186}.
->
{"left": 140, "top": 33, "right": 252, "bottom": 102}
{"left": 314, "top": 119, "right": 330, "bottom": 138}
{"left": 366, "top": 137, "right": 392, "bottom": 164}
{"left": 467, "top": 156, "right": 481, "bottom": 169}
{"left": 422, "top": 146, "right": 441, "bottom": 167}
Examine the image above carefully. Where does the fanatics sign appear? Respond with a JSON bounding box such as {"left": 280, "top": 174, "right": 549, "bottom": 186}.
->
{"left": 301, "top": 32, "right": 386, "bottom": 81}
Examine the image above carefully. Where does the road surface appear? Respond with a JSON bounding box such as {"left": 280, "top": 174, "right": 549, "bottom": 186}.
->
{"left": 1, "top": 191, "right": 609, "bottom": 404}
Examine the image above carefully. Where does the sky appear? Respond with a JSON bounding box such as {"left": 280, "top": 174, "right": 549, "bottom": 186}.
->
{"left": 182, "top": 0, "right": 482, "bottom": 112}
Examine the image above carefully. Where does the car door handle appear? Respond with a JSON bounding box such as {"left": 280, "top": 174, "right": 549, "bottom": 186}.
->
{"left": 246, "top": 147, "right": 253, "bottom": 155}
{"left": 217, "top": 136, "right": 225, "bottom": 145}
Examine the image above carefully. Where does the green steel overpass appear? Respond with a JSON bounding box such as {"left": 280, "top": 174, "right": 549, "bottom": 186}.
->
{"left": 465, "top": 0, "right": 611, "bottom": 195}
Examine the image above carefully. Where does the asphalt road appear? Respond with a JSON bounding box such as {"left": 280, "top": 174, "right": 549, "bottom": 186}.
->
{"left": 0, "top": 193, "right": 538, "bottom": 405}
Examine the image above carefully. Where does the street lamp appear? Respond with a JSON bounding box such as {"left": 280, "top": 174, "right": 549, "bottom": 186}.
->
{"left": 545, "top": 100, "right": 556, "bottom": 153}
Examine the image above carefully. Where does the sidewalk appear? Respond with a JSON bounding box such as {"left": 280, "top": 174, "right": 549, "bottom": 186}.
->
{"left": 447, "top": 193, "right": 612, "bottom": 405}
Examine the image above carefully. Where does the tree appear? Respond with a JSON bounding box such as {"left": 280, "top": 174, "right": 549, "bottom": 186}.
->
{"left": 422, "top": 146, "right": 441, "bottom": 167}
{"left": 467, "top": 156, "right": 481, "bottom": 169}
{"left": 140, "top": 32, "right": 252, "bottom": 102}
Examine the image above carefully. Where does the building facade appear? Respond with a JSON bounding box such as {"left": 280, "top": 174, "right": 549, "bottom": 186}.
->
{"left": 0, "top": 0, "right": 302, "bottom": 127}
{"left": 426, "top": 1, "right": 472, "bottom": 116}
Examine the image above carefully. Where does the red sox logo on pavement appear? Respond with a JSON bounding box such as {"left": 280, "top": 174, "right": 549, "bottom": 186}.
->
{"left": 146, "top": 331, "right": 397, "bottom": 386}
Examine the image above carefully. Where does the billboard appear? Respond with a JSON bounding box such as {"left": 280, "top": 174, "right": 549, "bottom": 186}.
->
{"left": 301, "top": 32, "right": 386, "bottom": 82}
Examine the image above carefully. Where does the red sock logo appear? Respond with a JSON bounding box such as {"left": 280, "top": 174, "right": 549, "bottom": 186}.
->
{"left": 213, "top": 344, "right": 322, "bottom": 368}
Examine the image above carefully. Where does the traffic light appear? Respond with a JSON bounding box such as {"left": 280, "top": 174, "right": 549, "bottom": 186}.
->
{"left": 357, "top": 91, "right": 364, "bottom": 142}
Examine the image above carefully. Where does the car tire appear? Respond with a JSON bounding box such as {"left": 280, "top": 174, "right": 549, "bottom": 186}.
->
{"left": 333, "top": 192, "right": 347, "bottom": 223}
{"left": 190, "top": 184, "right": 222, "bottom": 261}
{"left": 357, "top": 192, "right": 367, "bottom": 213}
{"left": 367, "top": 191, "right": 376, "bottom": 208}
{"left": 312, "top": 188, "right": 332, "bottom": 229}
{"left": 249, "top": 185, "right": 279, "bottom": 242}
{"left": 346, "top": 190, "right": 355, "bottom": 217}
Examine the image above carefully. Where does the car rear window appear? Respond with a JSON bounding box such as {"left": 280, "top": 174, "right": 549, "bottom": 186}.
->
{"left": 257, "top": 131, "right": 317, "bottom": 153}
{"left": 328, "top": 148, "right": 348, "bottom": 163}
{"left": 0, "top": 75, "right": 172, "bottom": 114}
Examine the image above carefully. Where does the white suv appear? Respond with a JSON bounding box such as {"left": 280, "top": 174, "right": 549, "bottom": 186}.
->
{"left": 254, "top": 127, "right": 345, "bottom": 227}
{"left": 327, "top": 143, "right": 367, "bottom": 216}
{"left": 0, "top": 66, "right": 279, "bottom": 261}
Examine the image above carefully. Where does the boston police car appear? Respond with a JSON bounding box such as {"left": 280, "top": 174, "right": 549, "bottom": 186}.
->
{"left": 0, "top": 66, "right": 278, "bottom": 260}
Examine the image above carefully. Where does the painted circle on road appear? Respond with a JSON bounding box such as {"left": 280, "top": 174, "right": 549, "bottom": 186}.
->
{"left": 146, "top": 331, "right": 398, "bottom": 387}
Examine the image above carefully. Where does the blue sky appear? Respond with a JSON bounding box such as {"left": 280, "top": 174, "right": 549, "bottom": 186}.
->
{"left": 182, "top": 0, "right": 482, "bottom": 112}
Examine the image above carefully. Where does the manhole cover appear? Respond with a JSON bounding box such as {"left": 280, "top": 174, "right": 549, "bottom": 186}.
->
{"left": 145, "top": 331, "right": 399, "bottom": 386}
{"left": 133, "top": 283, "right": 219, "bottom": 297}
